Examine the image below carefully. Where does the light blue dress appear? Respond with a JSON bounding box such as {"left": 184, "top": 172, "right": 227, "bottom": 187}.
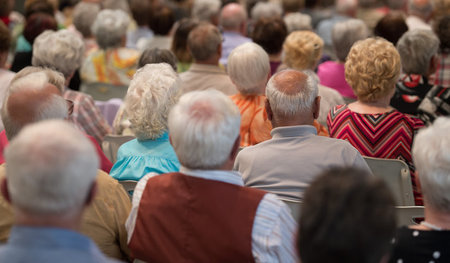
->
{"left": 110, "top": 132, "right": 180, "bottom": 181}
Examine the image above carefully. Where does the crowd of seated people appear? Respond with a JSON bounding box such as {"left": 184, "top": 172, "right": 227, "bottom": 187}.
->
{"left": 0, "top": 0, "right": 449, "bottom": 262}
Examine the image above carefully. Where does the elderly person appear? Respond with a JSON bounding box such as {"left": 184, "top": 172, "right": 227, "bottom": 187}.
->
{"left": 283, "top": 13, "right": 313, "bottom": 33}
{"left": 234, "top": 70, "right": 370, "bottom": 201}
{"left": 317, "top": 19, "right": 369, "bottom": 100}
{"left": 390, "top": 117, "right": 450, "bottom": 262}
{"left": 374, "top": 11, "right": 408, "bottom": 45}
{"left": 406, "top": 0, "right": 433, "bottom": 31}
{"left": 140, "top": 5, "right": 175, "bottom": 51}
{"left": 391, "top": 30, "right": 440, "bottom": 115}
{"left": 81, "top": 9, "right": 139, "bottom": 86}
{"left": 72, "top": 1, "right": 101, "bottom": 55}
{"left": 282, "top": 30, "right": 344, "bottom": 125}
{"left": 32, "top": 29, "right": 112, "bottom": 143}
{"left": 126, "top": 0, "right": 154, "bottom": 50}
{"left": 250, "top": 1, "right": 283, "bottom": 21}
{"left": 127, "top": 89, "right": 298, "bottom": 262}
{"left": 180, "top": 22, "right": 236, "bottom": 95}
{"left": 327, "top": 38, "right": 424, "bottom": 205}
{"left": 109, "top": 64, "right": 181, "bottom": 182}
{"left": 170, "top": 18, "right": 199, "bottom": 72}
{"left": 191, "top": 0, "right": 220, "bottom": 25}
{"left": 299, "top": 167, "right": 396, "bottom": 263}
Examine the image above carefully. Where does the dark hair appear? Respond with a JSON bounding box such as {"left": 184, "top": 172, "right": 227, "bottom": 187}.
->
{"left": 251, "top": 17, "right": 287, "bottom": 55}
{"left": 24, "top": 0, "right": 55, "bottom": 19}
{"left": 138, "top": 48, "right": 178, "bottom": 71}
{"left": 149, "top": 5, "right": 175, "bottom": 35}
{"left": 171, "top": 18, "right": 199, "bottom": 63}
{"left": 130, "top": 0, "right": 152, "bottom": 26}
{"left": 298, "top": 167, "right": 396, "bottom": 263}
{"left": 434, "top": 15, "right": 450, "bottom": 51}
{"left": 374, "top": 11, "right": 408, "bottom": 45}
{"left": 0, "top": 0, "right": 13, "bottom": 17}
{"left": 0, "top": 21, "right": 10, "bottom": 52}
{"left": 23, "top": 12, "right": 57, "bottom": 44}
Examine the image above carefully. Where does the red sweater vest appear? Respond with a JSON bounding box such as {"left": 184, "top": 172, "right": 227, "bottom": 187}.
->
{"left": 128, "top": 172, "right": 266, "bottom": 263}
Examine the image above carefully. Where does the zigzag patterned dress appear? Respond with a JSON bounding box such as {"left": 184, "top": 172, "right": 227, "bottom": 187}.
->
{"left": 327, "top": 104, "right": 425, "bottom": 205}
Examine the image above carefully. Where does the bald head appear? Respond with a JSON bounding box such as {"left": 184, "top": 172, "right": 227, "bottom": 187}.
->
{"left": 220, "top": 3, "right": 247, "bottom": 31}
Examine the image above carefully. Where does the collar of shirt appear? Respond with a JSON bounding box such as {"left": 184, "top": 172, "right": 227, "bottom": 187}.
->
{"left": 188, "top": 63, "right": 226, "bottom": 74}
{"left": 179, "top": 166, "right": 244, "bottom": 186}
{"left": 271, "top": 125, "right": 317, "bottom": 139}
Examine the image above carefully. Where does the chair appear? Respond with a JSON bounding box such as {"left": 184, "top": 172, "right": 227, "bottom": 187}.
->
{"left": 101, "top": 135, "right": 135, "bottom": 163}
{"left": 364, "top": 157, "right": 415, "bottom": 206}
{"left": 95, "top": 98, "right": 123, "bottom": 126}
{"left": 81, "top": 82, "right": 128, "bottom": 101}
{"left": 279, "top": 198, "right": 302, "bottom": 220}
{"left": 396, "top": 206, "right": 425, "bottom": 226}
{"left": 119, "top": 180, "right": 138, "bottom": 199}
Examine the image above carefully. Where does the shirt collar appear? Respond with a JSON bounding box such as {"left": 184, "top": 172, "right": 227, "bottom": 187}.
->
{"left": 271, "top": 125, "right": 317, "bottom": 139}
{"left": 179, "top": 166, "right": 244, "bottom": 186}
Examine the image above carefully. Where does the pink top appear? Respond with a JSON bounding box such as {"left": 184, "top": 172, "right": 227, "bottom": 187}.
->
{"left": 317, "top": 61, "right": 356, "bottom": 99}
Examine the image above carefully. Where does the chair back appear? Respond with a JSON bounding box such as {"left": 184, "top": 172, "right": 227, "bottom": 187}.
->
{"left": 279, "top": 198, "right": 302, "bottom": 220}
{"left": 363, "top": 157, "right": 415, "bottom": 206}
{"left": 395, "top": 206, "right": 425, "bottom": 226}
{"left": 102, "top": 135, "right": 135, "bottom": 163}
{"left": 81, "top": 82, "right": 128, "bottom": 101}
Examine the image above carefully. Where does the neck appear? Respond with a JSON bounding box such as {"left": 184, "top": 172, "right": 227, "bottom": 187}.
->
{"left": 421, "top": 204, "right": 450, "bottom": 230}
{"left": 14, "top": 208, "right": 83, "bottom": 231}
{"left": 195, "top": 57, "right": 219, "bottom": 66}
{"left": 269, "top": 52, "right": 281, "bottom": 62}
{"left": 271, "top": 113, "right": 314, "bottom": 128}
{"left": 349, "top": 97, "right": 393, "bottom": 114}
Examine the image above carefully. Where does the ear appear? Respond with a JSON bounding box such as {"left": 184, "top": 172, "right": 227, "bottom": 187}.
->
{"left": 1, "top": 178, "right": 11, "bottom": 204}
{"left": 265, "top": 98, "right": 273, "bottom": 121}
{"left": 313, "top": 96, "right": 321, "bottom": 120}
{"left": 85, "top": 181, "right": 97, "bottom": 207}
{"left": 229, "top": 135, "right": 241, "bottom": 162}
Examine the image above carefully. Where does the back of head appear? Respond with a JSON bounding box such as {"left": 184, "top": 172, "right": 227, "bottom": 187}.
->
{"left": 192, "top": 0, "right": 221, "bottom": 22}
{"left": 434, "top": 15, "right": 450, "bottom": 51}
{"left": 374, "top": 11, "right": 408, "bottom": 45}
{"left": 282, "top": 0, "right": 303, "bottom": 13}
{"left": 219, "top": 3, "right": 247, "bottom": 31}
{"left": 227, "top": 42, "right": 270, "bottom": 95}
{"left": 283, "top": 13, "right": 312, "bottom": 33}
{"left": 298, "top": 167, "right": 396, "bottom": 263}
{"left": 396, "top": 29, "right": 439, "bottom": 75}
{"left": 91, "top": 9, "right": 130, "bottom": 49}
{"left": 24, "top": 0, "right": 54, "bottom": 19}
{"left": 251, "top": 17, "right": 287, "bottom": 56}
{"left": 282, "top": 31, "right": 323, "bottom": 70}
{"left": 102, "top": 0, "right": 131, "bottom": 13}
{"left": 408, "top": 0, "right": 433, "bottom": 19}
{"left": 32, "top": 29, "right": 84, "bottom": 78}
{"left": 168, "top": 89, "right": 240, "bottom": 170}
{"left": 412, "top": 117, "right": 450, "bottom": 213}
{"left": 171, "top": 18, "right": 199, "bottom": 63}
{"left": 5, "top": 120, "right": 99, "bottom": 215}
{"left": 251, "top": 2, "right": 283, "bottom": 21}
{"left": 129, "top": 0, "right": 152, "bottom": 27}
{"left": 266, "top": 69, "right": 318, "bottom": 116}
{"left": 345, "top": 38, "right": 401, "bottom": 103}
{"left": 72, "top": 2, "right": 101, "bottom": 38}
{"left": 149, "top": 5, "right": 175, "bottom": 36}
{"left": 125, "top": 63, "right": 181, "bottom": 141}
{"left": 138, "top": 48, "right": 178, "bottom": 71}
{"left": 336, "top": 0, "right": 358, "bottom": 16}
{"left": 332, "top": 19, "right": 369, "bottom": 62}
{"left": 23, "top": 12, "right": 58, "bottom": 45}
{"left": 187, "top": 22, "right": 222, "bottom": 61}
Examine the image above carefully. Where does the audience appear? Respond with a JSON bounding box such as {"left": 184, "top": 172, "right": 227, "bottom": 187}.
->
{"left": 298, "top": 167, "right": 396, "bottom": 263}
{"left": 179, "top": 22, "right": 236, "bottom": 95}
{"left": 250, "top": 1, "right": 283, "bottom": 22}
{"left": 283, "top": 13, "right": 313, "bottom": 33}
{"left": 406, "top": 0, "right": 433, "bottom": 31}
{"left": 71, "top": 1, "right": 100, "bottom": 56}
{"left": 126, "top": 0, "right": 154, "bottom": 50}
{"left": 127, "top": 89, "right": 298, "bottom": 262}
{"left": 390, "top": 117, "right": 450, "bottom": 262}
{"left": 0, "top": 21, "right": 14, "bottom": 132}
{"left": 327, "top": 38, "right": 425, "bottom": 205}
{"left": 234, "top": 69, "right": 370, "bottom": 201}
{"left": 191, "top": 0, "right": 220, "bottom": 25}
{"left": 143, "top": 5, "right": 175, "bottom": 51}
{"left": 170, "top": 18, "right": 199, "bottom": 72}
{"left": 374, "top": 11, "right": 408, "bottom": 45}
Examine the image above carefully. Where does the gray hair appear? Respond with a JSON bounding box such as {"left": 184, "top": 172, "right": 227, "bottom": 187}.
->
{"left": 266, "top": 69, "right": 318, "bottom": 115}
{"left": 168, "top": 89, "right": 240, "bottom": 169}
{"left": 396, "top": 29, "right": 439, "bottom": 75}
{"left": 188, "top": 23, "right": 222, "bottom": 61}
{"left": 10, "top": 66, "right": 65, "bottom": 93}
{"left": 227, "top": 42, "right": 270, "bottom": 94}
{"left": 192, "top": 0, "right": 221, "bottom": 22}
{"left": 125, "top": 63, "right": 181, "bottom": 140}
{"left": 251, "top": 2, "right": 283, "bottom": 21}
{"left": 408, "top": 0, "right": 433, "bottom": 18}
{"left": 332, "top": 19, "right": 369, "bottom": 62}
{"left": 91, "top": 9, "right": 130, "bottom": 49}
{"left": 412, "top": 117, "right": 450, "bottom": 213}
{"left": 283, "top": 13, "right": 312, "bottom": 33}
{"left": 5, "top": 120, "right": 98, "bottom": 215}
{"left": 219, "top": 3, "right": 247, "bottom": 30}
{"left": 72, "top": 2, "right": 101, "bottom": 38}
{"left": 32, "top": 30, "right": 84, "bottom": 78}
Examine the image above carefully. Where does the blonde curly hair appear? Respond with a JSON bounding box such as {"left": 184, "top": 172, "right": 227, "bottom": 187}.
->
{"left": 345, "top": 38, "right": 401, "bottom": 103}
{"left": 282, "top": 30, "right": 323, "bottom": 70}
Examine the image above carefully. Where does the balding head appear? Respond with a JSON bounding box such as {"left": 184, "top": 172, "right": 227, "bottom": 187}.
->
{"left": 265, "top": 70, "right": 319, "bottom": 127}
{"left": 219, "top": 3, "right": 247, "bottom": 32}
{"left": 188, "top": 23, "right": 222, "bottom": 63}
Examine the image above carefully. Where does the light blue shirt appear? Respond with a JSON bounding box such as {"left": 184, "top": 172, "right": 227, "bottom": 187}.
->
{"left": 220, "top": 31, "right": 251, "bottom": 66}
{"left": 0, "top": 226, "right": 121, "bottom": 263}
{"left": 110, "top": 132, "right": 180, "bottom": 181}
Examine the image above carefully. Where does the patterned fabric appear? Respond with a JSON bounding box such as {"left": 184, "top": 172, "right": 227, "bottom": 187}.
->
{"left": 431, "top": 52, "right": 450, "bottom": 88}
{"left": 327, "top": 104, "right": 424, "bottom": 205}
{"left": 418, "top": 86, "right": 450, "bottom": 124}
{"left": 391, "top": 74, "right": 433, "bottom": 115}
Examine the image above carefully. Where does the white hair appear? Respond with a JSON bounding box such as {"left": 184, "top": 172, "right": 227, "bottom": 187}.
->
{"left": 1, "top": 71, "right": 68, "bottom": 140}
{"left": 336, "top": 0, "right": 358, "bottom": 14}
{"left": 5, "top": 120, "right": 99, "bottom": 215}
{"left": 227, "top": 42, "right": 270, "bottom": 94}
{"left": 168, "top": 89, "right": 240, "bottom": 170}
{"left": 72, "top": 2, "right": 101, "bottom": 38}
{"left": 283, "top": 13, "right": 312, "bottom": 33}
{"left": 266, "top": 69, "right": 318, "bottom": 115}
{"left": 396, "top": 29, "right": 440, "bottom": 76}
{"left": 91, "top": 9, "right": 130, "bottom": 49}
{"left": 125, "top": 63, "right": 181, "bottom": 140}
{"left": 332, "top": 19, "right": 369, "bottom": 61}
{"left": 192, "top": 0, "right": 221, "bottom": 22}
{"left": 32, "top": 30, "right": 84, "bottom": 78}
{"left": 412, "top": 117, "right": 450, "bottom": 213}
{"left": 251, "top": 2, "right": 283, "bottom": 21}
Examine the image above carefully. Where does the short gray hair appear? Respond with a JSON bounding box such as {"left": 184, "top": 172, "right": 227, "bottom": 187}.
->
{"left": 188, "top": 23, "right": 222, "bottom": 61}
{"left": 266, "top": 69, "right": 318, "bottom": 115}
{"left": 219, "top": 3, "right": 247, "bottom": 30}
{"left": 251, "top": 2, "right": 283, "bottom": 21}
{"left": 332, "top": 19, "right": 369, "bottom": 61}
{"left": 412, "top": 117, "right": 450, "bottom": 213}
{"left": 5, "top": 120, "right": 98, "bottom": 215}
{"left": 168, "top": 89, "right": 240, "bottom": 170}
{"left": 396, "top": 29, "right": 439, "bottom": 75}
{"left": 408, "top": 0, "right": 433, "bottom": 17}
{"left": 32, "top": 30, "right": 84, "bottom": 78}
{"left": 283, "top": 13, "right": 312, "bottom": 33}
{"left": 125, "top": 63, "right": 181, "bottom": 140}
{"left": 227, "top": 42, "right": 270, "bottom": 94}
{"left": 91, "top": 9, "right": 130, "bottom": 49}
{"left": 192, "top": 0, "right": 221, "bottom": 22}
{"left": 72, "top": 2, "right": 101, "bottom": 38}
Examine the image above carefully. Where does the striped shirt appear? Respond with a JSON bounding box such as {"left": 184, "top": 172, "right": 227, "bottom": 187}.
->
{"left": 126, "top": 167, "right": 299, "bottom": 263}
